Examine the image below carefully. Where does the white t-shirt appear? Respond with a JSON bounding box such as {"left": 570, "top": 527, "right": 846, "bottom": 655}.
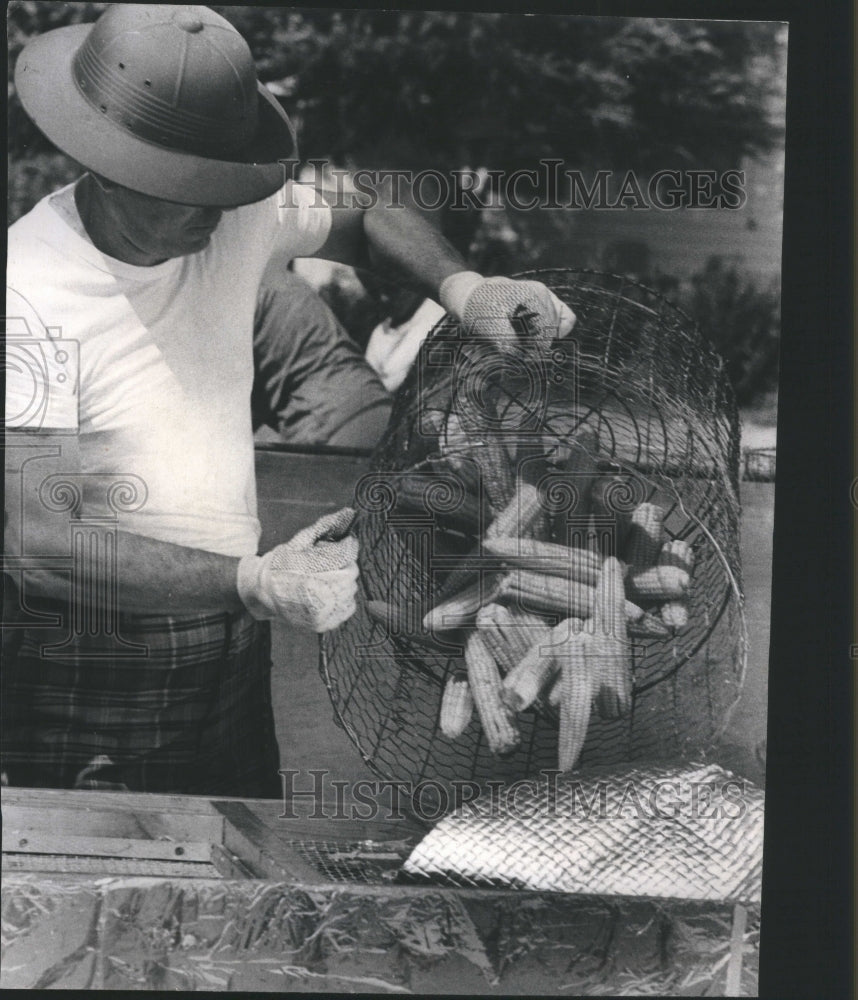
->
{"left": 5, "top": 180, "right": 332, "bottom": 557}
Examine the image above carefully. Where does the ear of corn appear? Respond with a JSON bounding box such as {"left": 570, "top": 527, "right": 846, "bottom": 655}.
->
{"left": 593, "top": 556, "right": 627, "bottom": 641}
{"left": 456, "top": 362, "right": 515, "bottom": 510}
{"left": 500, "top": 635, "right": 557, "bottom": 714}
{"left": 435, "top": 557, "right": 480, "bottom": 603}
{"left": 626, "top": 565, "right": 690, "bottom": 603}
{"left": 477, "top": 621, "right": 512, "bottom": 674}
{"left": 464, "top": 631, "right": 521, "bottom": 755}
{"left": 423, "top": 576, "right": 501, "bottom": 631}
{"left": 478, "top": 602, "right": 552, "bottom": 674}
{"left": 439, "top": 673, "right": 474, "bottom": 738}
{"left": 391, "top": 476, "right": 484, "bottom": 535}
{"left": 657, "top": 540, "right": 693, "bottom": 632}
{"left": 441, "top": 411, "right": 469, "bottom": 456}
{"left": 486, "top": 480, "right": 545, "bottom": 540}
{"left": 436, "top": 482, "right": 554, "bottom": 602}
{"left": 515, "top": 454, "right": 555, "bottom": 542}
{"left": 475, "top": 602, "right": 521, "bottom": 674}
{"left": 499, "top": 570, "right": 645, "bottom": 625}
{"left": 442, "top": 403, "right": 513, "bottom": 513}
{"left": 627, "top": 611, "right": 673, "bottom": 638}
{"left": 660, "top": 601, "right": 690, "bottom": 630}
{"left": 475, "top": 434, "right": 515, "bottom": 514}
{"left": 499, "top": 569, "right": 596, "bottom": 618}
{"left": 558, "top": 631, "right": 596, "bottom": 771}
{"left": 427, "top": 456, "right": 484, "bottom": 502}
{"left": 585, "top": 513, "right": 604, "bottom": 557}
{"left": 658, "top": 538, "right": 695, "bottom": 574}
{"left": 501, "top": 638, "right": 558, "bottom": 713}
{"left": 549, "top": 428, "right": 599, "bottom": 541}
{"left": 622, "top": 502, "right": 665, "bottom": 567}
{"left": 483, "top": 537, "right": 600, "bottom": 585}
{"left": 590, "top": 474, "right": 633, "bottom": 551}
{"left": 501, "top": 616, "right": 583, "bottom": 713}
{"left": 624, "top": 599, "right": 644, "bottom": 622}
{"left": 592, "top": 633, "right": 633, "bottom": 719}
{"left": 493, "top": 605, "right": 553, "bottom": 665}
{"left": 366, "top": 600, "right": 462, "bottom": 652}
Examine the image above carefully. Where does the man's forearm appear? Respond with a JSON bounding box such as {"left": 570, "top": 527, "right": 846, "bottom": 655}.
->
{"left": 19, "top": 529, "right": 243, "bottom": 615}
{"left": 314, "top": 184, "right": 468, "bottom": 301}
{"left": 361, "top": 199, "right": 467, "bottom": 300}
{"left": 313, "top": 178, "right": 574, "bottom": 354}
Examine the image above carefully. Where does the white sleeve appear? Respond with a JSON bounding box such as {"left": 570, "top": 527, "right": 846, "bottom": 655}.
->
{"left": 4, "top": 287, "right": 79, "bottom": 431}
{"left": 270, "top": 181, "right": 333, "bottom": 260}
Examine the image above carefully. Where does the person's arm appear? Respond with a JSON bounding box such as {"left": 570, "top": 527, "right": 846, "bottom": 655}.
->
{"left": 310, "top": 186, "right": 466, "bottom": 300}
{"left": 5, "top": 431, "right": 356, "bottom": 626}
{"left": 251, "top": 267, "right": 392, "bottom": 449}
{"left": 5, "top": 431, "right": 242, "bottom": 614}
{"left": 309, "top": 183, "right": 576, "bottom": 352}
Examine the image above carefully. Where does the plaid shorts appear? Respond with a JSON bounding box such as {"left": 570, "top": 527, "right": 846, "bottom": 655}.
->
{"left": 1, "top": 596, "right": 281, "bottom": 798}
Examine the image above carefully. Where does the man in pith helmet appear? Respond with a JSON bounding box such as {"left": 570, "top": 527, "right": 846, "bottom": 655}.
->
{"left": 4, "top": 4, "right": 575, "bottom": 795}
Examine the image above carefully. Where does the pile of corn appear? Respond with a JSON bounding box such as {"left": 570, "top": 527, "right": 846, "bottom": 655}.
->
{"left": 367, "top": 423, "right": 696, "bottom": 774}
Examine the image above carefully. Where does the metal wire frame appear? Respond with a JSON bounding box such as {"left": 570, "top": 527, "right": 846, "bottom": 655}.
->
{"left": 320, "top": 269, "right": 746, "bottom": 801}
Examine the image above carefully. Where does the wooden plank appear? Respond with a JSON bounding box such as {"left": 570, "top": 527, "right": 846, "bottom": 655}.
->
{"left": 2, "top": 830, "right": 212, "bottom": 863}
{"left": 0, "top": 788, "right": 423, "bottom": 883}
{"left": 249, "top": 796, "right": 427, "bottom": 846}
{"left": 128, "top": 810, "right": 224, "bottom": 844}
{"left": 2, "top": 804, "right": 148, "bottom": 839}
{"left": 209, "top": 842, "right": 259, "bottom": 879}
{"left": 1, "top": 786, "right": 226, "bottom": 815}
{"left": 1, "top": 804, "right": 224, "bottom": 844}
{"left": 724, "top": 902, "right": 748, "bottom": 997}
{"left": 214, "top": 801, "right": 326, "bottom": 883}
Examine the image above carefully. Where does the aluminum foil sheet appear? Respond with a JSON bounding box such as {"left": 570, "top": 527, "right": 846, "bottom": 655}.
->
{"left": 1, "top": 873, "right": 759, "bottom": 992}
{"left": 401, "top": 762, "right": 763, "bottom": 903}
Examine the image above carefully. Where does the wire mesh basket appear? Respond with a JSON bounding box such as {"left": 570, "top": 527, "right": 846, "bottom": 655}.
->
{"left": 321, "top": 269, "right": 746, "bottom": 802}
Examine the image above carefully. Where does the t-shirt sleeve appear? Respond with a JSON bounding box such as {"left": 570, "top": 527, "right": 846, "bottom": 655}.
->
{"left": 4, "top": 287, "right": 79, "bottom": 431}
{"left": 269, "top": 180, "right": 333, "bottom": 260}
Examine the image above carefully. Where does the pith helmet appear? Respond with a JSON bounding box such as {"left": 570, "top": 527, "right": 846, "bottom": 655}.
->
{"left": 14, "top": 4, "right": 298, "bottom": 206}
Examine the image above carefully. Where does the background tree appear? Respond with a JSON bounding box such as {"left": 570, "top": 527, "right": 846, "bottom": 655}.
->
{"left": 7, "top": 3, "right": 785, "bottom": 407}
{"left": 8, "top": 5, "right": 785, "bottom": 207}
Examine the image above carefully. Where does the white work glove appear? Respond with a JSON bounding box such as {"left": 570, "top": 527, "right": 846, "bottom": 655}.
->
{"left": 237, "top": 507, "right": 359, "bottom": 632}
{"left": 439, "top": 271, "right": 577, "bottom": 354}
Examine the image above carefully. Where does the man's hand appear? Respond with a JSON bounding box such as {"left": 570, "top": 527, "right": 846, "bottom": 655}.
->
{"left": 237, "top": 507, "right": 359, "bottom": 631}
{"left": 440, "top": 272, "right": 577, "bottom": 353}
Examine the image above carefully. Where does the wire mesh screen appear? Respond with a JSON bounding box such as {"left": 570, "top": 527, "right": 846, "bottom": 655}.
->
{"left": 399, "top": 762, "right": 763, "bottom": 903}
{"left": 321, "top": 269, "right": 746, "bottom": 801}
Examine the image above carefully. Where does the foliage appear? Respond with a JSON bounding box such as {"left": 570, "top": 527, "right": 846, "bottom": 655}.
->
{"left": 6, "top": 3, "right": 783, "bottom": 404}
{"left": 680, "top": 257, "right": 781, "bottom": 406}
{"left": 7, "top": 153, "right": 83, "bottom": 224}
{"left": 9, "top": 3, "right": 785, "bottom": 175}
{"left": 212, "top": 9, "right": 785, "bottom": 175}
